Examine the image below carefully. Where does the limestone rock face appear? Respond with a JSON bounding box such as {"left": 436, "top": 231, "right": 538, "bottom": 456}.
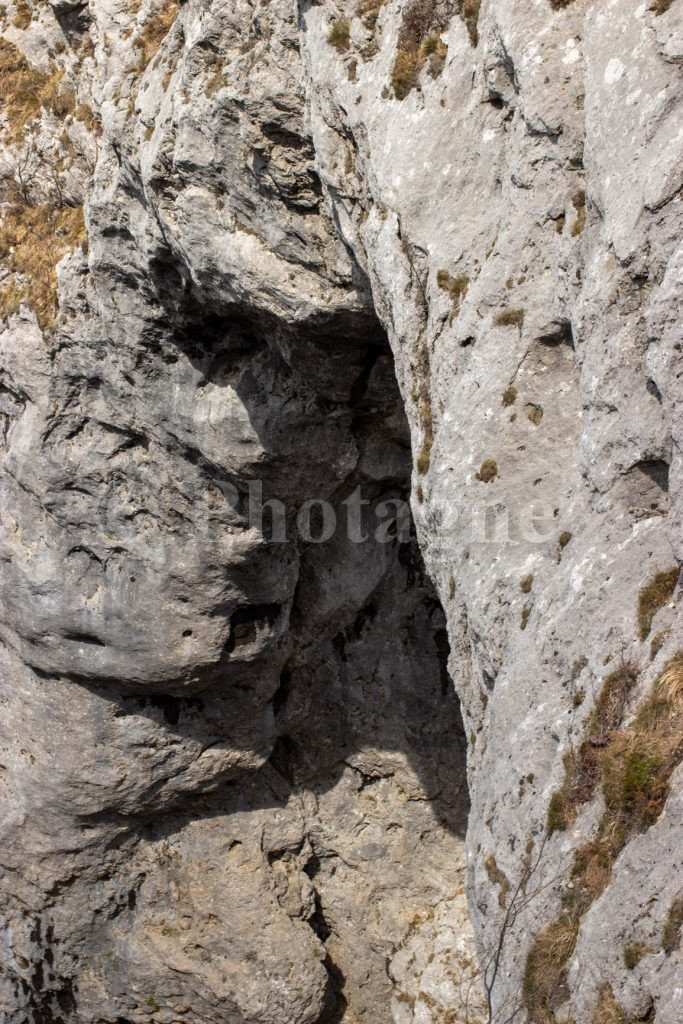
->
{"left": 0, "top": 2, "right": 681, "bottom": 1023}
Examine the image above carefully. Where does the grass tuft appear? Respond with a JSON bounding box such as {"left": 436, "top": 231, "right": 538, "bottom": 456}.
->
{"left": 662, "top": 894, "right": 683, "bottom": 954}
{"left": 523, "top": 917, "right": 577, "bottom": 1023}
{"left": 638, "top": 565, "right": 678, "bottom": 640}
{"left": 437, "top": 268, "right": 468, "bottom": 320}
{"left": 12, "top": 2, "right": 31, "bottom": 30}
{"left": 546, "top": 663, "right": 638, "bottom": 834}
{"left": 623, "top": 943, "right": 650, "bottom": 970}
{"left": 592, "top": 984, "right": 627, "bottom": 1024}
{"left": 495, "top": 308, "right": 525, "bottom": 328}
{"left": 328, "top": 17, "right": 351, "bottom": 53}
{"left": 461, "top": 0, "right": 481, "bottom": 46}
{"left": 571, "top": 189, "right": 587, "bottom": 237}
{"left": 476, "top": 458, "right": 498, "bottom": 483}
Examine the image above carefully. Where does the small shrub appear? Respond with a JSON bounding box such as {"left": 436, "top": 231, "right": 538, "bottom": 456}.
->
{"left": 502, "top": 385, "right": 517, "bottom": 407}
{"left": 558, "top": 530, "right": 572, "bottom": 549}
{"left": 651, "top": 0, "right": 675, "bottom": 14}
{"left": 476, "top": 458, "right": 498, "bottom": 483}
{"left": 495, "top": 308, "right": 525, "bottom": 328}
{"left": 662, "top": 894, "right": 683, "bottom": 953}
{"left": 521, "top": 606, "right": 531, "bottom": 630}
{"left": 638, "top": 565, "right": 678, "bottom": 640}
{"left": 520, "top": 574, "right": 533, "bottom": 593}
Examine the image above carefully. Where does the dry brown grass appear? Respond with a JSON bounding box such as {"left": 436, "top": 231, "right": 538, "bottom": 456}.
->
{"left": 136, "top": 3, "right": 179, "bottom": 73}
{"left": 495, "top": 307, "right": 525, "bottom": 328}
{"left": 529, "top": 655, "right": 683, "bottom": 1022}
{"left": 571, "top": 189, "right": 586, "bottom": 237}
{"left": 357, "top": 0, "right": 385, "bottom": 32}
{"left": 0, "top": 201, "right": 86, "bottom": 328}
{"left": 390, "top": 0, "right": 450, "bottom": 99}
{"left": 526, "top": 403, "right": 543, "bottom": 426}
{"left": 662, "top": 894, "right": 683, "bottom": 953}
{"left": 411, "top": 338, "right": 433, "bottom": 476}
{"left": 547, "top": 663, "right": 639, "bottom": 834}
{"left": 0, "top": 39, "right": 76, "bottom": 140}
{"left": 416, "top": 395, "right": 433, "bottom": 475}
{"left": 592, "top": 985, "right": 626, "bottom": 1024}
{"left": 12, "top": 2, "right": 32, "bottom": 30}
{"left": 638, "top": 565, "right": 678, "bottom": 640}
{"left": 602, "top": 653, "right": 683, "bottom": 830}
{"left": 523, "top": 917, "right": 578, "bottom": 1024}
{"left": 461, "top": 0, "right": 481, "bottom": 46}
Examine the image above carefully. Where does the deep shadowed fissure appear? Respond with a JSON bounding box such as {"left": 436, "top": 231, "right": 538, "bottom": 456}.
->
{"left": 136, "top": 258, "right": 472, "bottom": 1019}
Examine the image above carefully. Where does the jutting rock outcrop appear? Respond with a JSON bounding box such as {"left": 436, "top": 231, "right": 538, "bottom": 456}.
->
{"left": 0, "top": 2, "right": 681, "bottom": 1023}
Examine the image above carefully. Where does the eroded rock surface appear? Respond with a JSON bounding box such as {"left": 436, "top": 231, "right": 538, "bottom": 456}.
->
{"left": 1, "top": 1, "right": 681, "bottom": 1022}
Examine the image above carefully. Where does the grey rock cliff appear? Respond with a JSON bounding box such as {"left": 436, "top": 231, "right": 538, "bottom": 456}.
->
{"left": 0, "top": 1, "right": 681, "bottom": 1023}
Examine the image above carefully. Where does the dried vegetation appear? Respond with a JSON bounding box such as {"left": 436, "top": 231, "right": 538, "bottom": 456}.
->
{"left": 527, "top": 655, "right": 683, "bottom": 1022}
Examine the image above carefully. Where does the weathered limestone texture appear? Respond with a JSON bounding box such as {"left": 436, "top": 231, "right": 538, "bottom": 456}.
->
{"left": 0, "top": 1, "right": 681, "bottom": 1022}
